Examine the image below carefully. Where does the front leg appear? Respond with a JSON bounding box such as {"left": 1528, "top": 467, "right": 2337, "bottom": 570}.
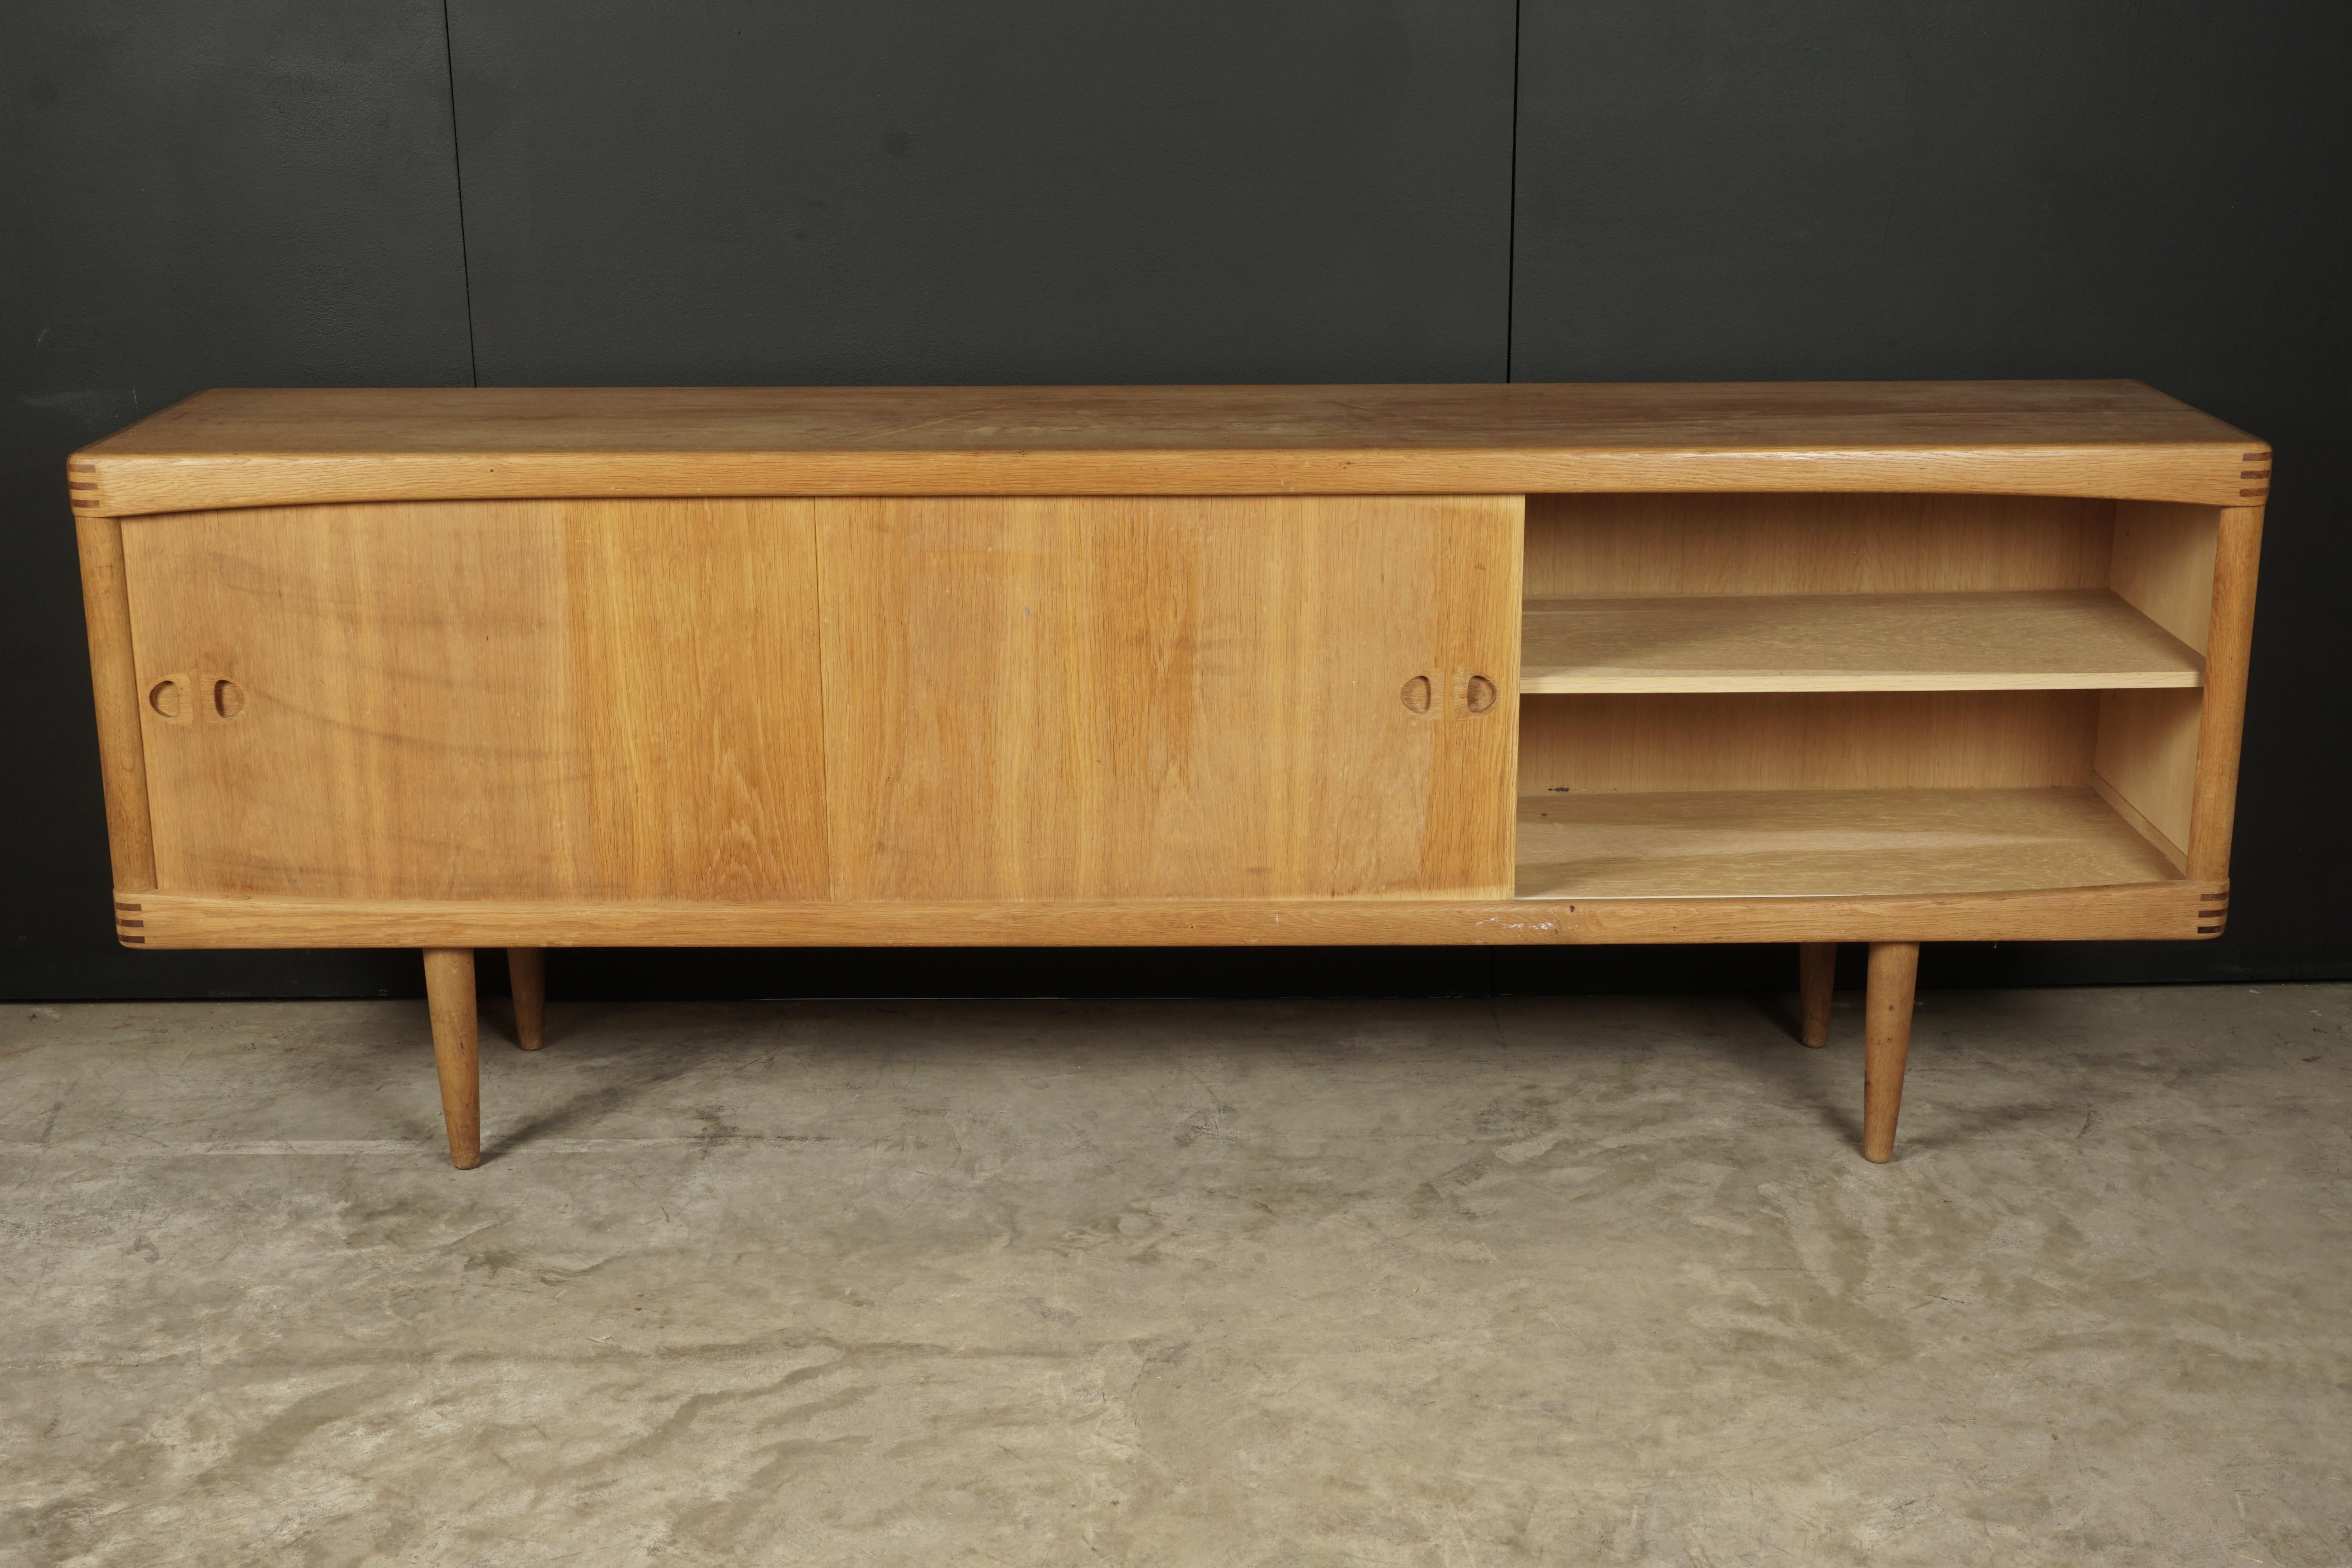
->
{"left": 423, "top": 947, "right": 481, "bottom": 1169}
{"left": 1862, "top": 942, "right": 1920, "bottom": 1163}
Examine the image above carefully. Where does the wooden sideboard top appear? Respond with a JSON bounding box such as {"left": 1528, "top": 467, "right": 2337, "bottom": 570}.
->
{"left": 69, "top": 380, "right": 2267, "bottom": 517}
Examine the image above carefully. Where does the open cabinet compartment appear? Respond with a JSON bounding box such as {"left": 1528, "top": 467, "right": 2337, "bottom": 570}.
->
{"left": 1513, "top": 492, "right": 2225, "bottom": 899}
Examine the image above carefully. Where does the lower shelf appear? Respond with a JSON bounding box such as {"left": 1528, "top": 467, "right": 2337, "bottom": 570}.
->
{"left": 1515, "top": 786, "right": 2183, "bottom": 899}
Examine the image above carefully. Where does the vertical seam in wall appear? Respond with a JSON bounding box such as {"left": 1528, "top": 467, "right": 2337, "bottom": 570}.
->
{"left": 440, "top": 0, "right": 481, "bottom": 386}
{"left": 1505, "top": 0, "right": 1522, "bottom": 383}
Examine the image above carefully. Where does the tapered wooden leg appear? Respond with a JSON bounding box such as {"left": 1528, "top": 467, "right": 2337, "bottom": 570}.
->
{"left": 423, "top": 947, "right": 481, "bottom": 1169}
{"left": 1862, "top": 941, "right": 1920, "bottom": 1163}
{"left": 1798, "top": 942, "right": 1837, "bottom": 1047}
{"left": 508, "top": 947, "right": 546, "bottom": 1051}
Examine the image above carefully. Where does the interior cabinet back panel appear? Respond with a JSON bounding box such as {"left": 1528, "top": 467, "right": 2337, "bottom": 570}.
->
{"left": 1518, "top": 690, "right": 2099, "bottom": 793}
{"left": 1523, "top": 492, "right": 2114, "bottom": 597}
{"left": 121, "top": 499, "right": 831, "bottom": 900}
{"left": 819, "top": 495, "right": 1523, "bottom": 902}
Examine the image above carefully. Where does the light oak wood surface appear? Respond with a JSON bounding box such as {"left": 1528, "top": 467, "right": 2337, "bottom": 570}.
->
{"left": 1524, "top": 492, "right": 2116, "bottom": 598}
{"left": 2188, "top": 507, "right": 2263, "bottom": 880}
{"left": 1520, "top": 589, "right": 2203, "bottom": 693}
{"left": 2091, "top": 500, "right": 2231, "bottom": 865}
{"left": 1798, "top": 943, "right": 1837, "bottom": 1047}
{"left": 1862, "top": 942, "right": 1921, "bottom": 1163}
{"left": 109, "top": 880, "right": 2219, "bottom": 949}
{"left": 2089, "top": 771, "right": 2189, "bottom": 872}
{"left": 65, "top": 378, "right": 2267, "bottom": 1168}
{"left": 74, "top": 515, "right": 158, "bottom": 892}
{"left": 68, "top": 381, "right": 2264, "bottom": 516}
{"left": 1515, "top": 787, "right": 2181, "bottom": 899}
{"left": 508, "top": 947, "right": 546, "bottom": 1051}
{"left": 119, "top": 499, "right": 832, "bottom": 901}
{"left": 2094, "top": 689, "right": 2202, "bottom": 862}
{"left": 1518, "top": 690, "right": 2099, "bottom": 793}
{"left": 818, "top": 495, "right": 1522, "bottom": 901}
{"left": 423, "top": 947, "right": 480, "bottom": 1169}
{"left": 2110, "top": 501, "right": 2220, "bottom": 654}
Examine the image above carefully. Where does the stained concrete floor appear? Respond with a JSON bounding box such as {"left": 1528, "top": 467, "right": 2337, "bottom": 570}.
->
{"left": 2, "top": 984, "right": 2347, "bottom": 1567}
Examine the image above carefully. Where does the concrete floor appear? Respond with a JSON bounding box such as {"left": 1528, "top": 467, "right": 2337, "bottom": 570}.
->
{"left": 1, "top": 984, "right": 2347, "bottom": 1567}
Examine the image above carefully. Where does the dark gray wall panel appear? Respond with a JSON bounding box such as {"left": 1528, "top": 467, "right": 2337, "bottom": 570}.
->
{"left": 0, "top": 2, "right": 474, "bottom": 998}
{"left": 1507, "top": 0, "right": 2352, "bottom": 982}
{"left": 449, "top": 0, "right": 1515, "bottom": 385}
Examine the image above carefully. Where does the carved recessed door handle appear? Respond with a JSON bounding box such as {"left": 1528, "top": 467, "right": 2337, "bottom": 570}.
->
{"left": 148, "top": 675, "right": 191, "bottom": 724}
{"left": 147, "top": 673, "right": 246, "bottom": 722}
{"left": 1403, "top": 671, "right": 1501, "bottom": 717}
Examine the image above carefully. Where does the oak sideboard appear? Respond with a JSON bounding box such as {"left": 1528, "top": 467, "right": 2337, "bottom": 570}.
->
{"left": 70, "top": 382, "right": 2264, "bottom": 1168}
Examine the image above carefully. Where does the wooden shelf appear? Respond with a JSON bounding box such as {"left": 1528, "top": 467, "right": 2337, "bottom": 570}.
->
{"left": 1515, "top": 786, "right": 2183, "bottom": 899}
{"left": 1520, "top": 589, "right": 2205, "bottom": 694}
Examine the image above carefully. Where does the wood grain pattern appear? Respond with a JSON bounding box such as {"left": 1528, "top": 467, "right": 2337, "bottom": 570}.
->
{"left": 2093, "top": 689, "right": 2202, "bottom": 862}
{"left": 1514, "top": 788, "right": 2180, "bottom": 899}
{"left": 2188, "top": 506, "right": 2263, "bottom": 880}
{"left": 423, "top": 947, "right": 480, "bottom": 1169}
{"left": 72, "top": 379, "right": 2271, "bottom": 1174}
{"left": 2109, "top": 501, "right": 2219, "bottom": 655}
{"left": 818, "top": 495, "right": 1522, "bottom": 902}
{"left": 508, "top": 947, "right": 545, "bottom": 1051}
{"left": 2089, "top": 772, "right": 2187, "bottom": 872}
{"left": 1523, "top": 492, "right": 2114, "bottom": 598}
{"left": 119, "top": 499, "right": 830, "bottom": 900}
{"left": 115, "top": 880, "right": 2221, "bottom": 948}
{"left": 2089, "top": 505, "right": 2223, "bottom": 866}
{"left": 1862, "top": 942, "right": 1920, "bottom": 1163}
{"left": 1518, "top": 691, "right": 2098, "bottom": 793}
{"left": 566, "top": 503, "right": 831, "bottom": 900}
{"left": 70, "top": 382, "right": 2263, "bottom": 517}
{"left": 75, "top": 385, "right": 2263, "bottom": 979}
{"left": 73, "top": 515, "right": 157, "bottom": 891}
{"left": 1520, "top": 590, "right": 2202, "bottom": 693}
{"left": 1798, "top": 943, "right": 1837, "bottom": 1047}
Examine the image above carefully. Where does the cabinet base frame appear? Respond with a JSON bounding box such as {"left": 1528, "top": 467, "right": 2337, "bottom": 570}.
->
{"left": 114, "top": 882, "right": 2223, "bottom": 949}
{"left": 116, "top": 881, "right": 2221, "bottom": 1171}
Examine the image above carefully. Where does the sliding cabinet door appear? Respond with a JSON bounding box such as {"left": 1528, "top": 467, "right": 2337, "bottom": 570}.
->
{"left": 120, "top": 499, "right": 830, "bottom": 900}
{"left": 819, "top": 495, "right": 1522, "bottom": 901}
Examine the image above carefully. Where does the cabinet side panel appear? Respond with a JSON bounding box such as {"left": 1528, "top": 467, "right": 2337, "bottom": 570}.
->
{"left": 74, "top": 514, "right": 157, "bottom": 892}
{"left": 2092, "top": 504, "right": 2260, "bottom": 878}
{"left": 2092, "top": 689, "right": 2201, "bottom": 858}
{"left": 1523, "top": 492, "right": 2113, "bottom": 597}
{"left": 2110, "top": 501, "right": 2218, "bottom": 655}
{"left": 2187, "top": 505, "right": 2262, "bottom": 880}
{"left": 121, "top": 500, "right": 829, "bottom": 900}
{"left": 821, "top": 495, "right": 1521, "bottom": 901}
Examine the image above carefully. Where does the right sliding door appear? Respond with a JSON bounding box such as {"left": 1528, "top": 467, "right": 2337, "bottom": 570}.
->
{"left": 820, "top": 494, "right": 1523, "bottom": 902}
{"left": 1514, "top": 492, "right": 2244, "bottom": 900}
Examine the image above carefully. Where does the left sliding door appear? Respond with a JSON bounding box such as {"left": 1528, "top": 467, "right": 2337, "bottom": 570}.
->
{"left": 118, "top": 499, "right": 831, "bottom": 901}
